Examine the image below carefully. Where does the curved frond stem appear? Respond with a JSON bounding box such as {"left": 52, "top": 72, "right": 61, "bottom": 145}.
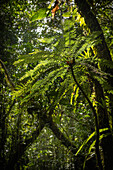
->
{"left": 70, "top": 64, "right": 103, "bottom": 170}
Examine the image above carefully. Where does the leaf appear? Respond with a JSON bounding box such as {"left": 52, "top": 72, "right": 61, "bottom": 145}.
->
{"left": 70, "top": 92, "right": 74, "bottom": 105}
{"left": 75, "top": 128, "right": 109, "bottom": 156}
{"left": 48, "top": 0, "right": 54, "bottom": 9}
{"left": 75, "top": 131, "right": 95, "bottom": 156}
{"left": 74, "top": 87, "right": 79, "bottom": 106}
{"left": 88, "top": 140, "right": 96, "bottom": 154}
{"left": 63, "top": 12, "right": 71, "bottom": 18}
{"left": 84, "top": 115, "right": 90, "bottom": 118}
{"left": 38, "top": 37, "right": 54, "bottom": 44}
{"left": 30, "top": 8, "right": 47, "bottom": 22}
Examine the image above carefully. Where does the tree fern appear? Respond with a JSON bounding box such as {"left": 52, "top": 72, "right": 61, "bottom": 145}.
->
{"left": 13, "top": 18, "right": 104, "bottom": 108}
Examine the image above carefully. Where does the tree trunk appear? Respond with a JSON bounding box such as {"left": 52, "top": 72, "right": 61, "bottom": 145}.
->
{"left": 5, "top": 123, "right": 45, "bottom": 170}
{"left": 74, "top": 0, "right": 113, "bottom": 169}
{"left": 95, "top": 79, "right": 113, "bottom": 170}
{"left": 47, "top": 115, "right": 77, "bottom": 153}
{"left": 46, "top": 115, "right": 84, "bottom": 170}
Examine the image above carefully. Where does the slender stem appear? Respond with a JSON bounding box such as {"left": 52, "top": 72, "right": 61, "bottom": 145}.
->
{"left": 70, "top": 65, "right": 103, "bottom": 170}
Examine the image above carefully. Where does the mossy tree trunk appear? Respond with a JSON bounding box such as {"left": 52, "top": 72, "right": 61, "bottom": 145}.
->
{"left": 75, "top": 0, "right": 113, "bottom": 169}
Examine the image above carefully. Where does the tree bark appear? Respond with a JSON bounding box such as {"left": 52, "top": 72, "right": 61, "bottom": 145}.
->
{"left": 46, "top": 115, "right": 84, "bottom": 169}
{"left": 74, "top": 0, "right": 113, "bottom": 169}
{"left": 5, "top": 123, "right": 45, "bottom": 170}
{"left": 47, "top": 115, "right": 77, "bottom": 154}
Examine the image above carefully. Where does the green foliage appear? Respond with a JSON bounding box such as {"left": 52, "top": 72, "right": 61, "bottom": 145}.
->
{"left": 75, "top": 128, "right": 109, "bottom": 156}
{"left": 1, "top": 0, "right": 113, "bottom": 169}
{"left": 13, "top": 28, "right": 103, "bottom": 105}
{"left": 30, "top": 8, "right": 47, "bottom": 22}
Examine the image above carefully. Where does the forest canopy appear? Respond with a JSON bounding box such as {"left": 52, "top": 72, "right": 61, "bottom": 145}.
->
{"left": 0, "top": 0, "right": 113, "bottom": 170}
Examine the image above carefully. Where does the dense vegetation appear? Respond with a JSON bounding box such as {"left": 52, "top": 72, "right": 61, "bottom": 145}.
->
{"left": 0, "top": 0, "right": 113, "bottom": 169}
